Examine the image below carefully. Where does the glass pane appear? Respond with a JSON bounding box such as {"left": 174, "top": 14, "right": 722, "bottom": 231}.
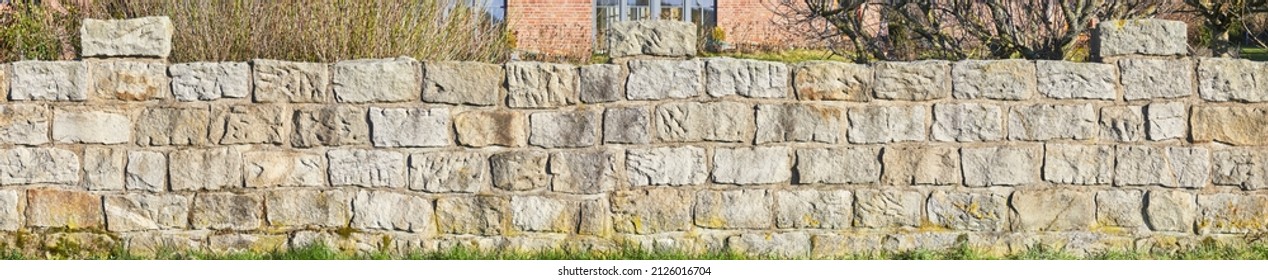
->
{"left": 628, "top": 0, "right": 651, "bottom": 5}
{"left": 660, "top": 0, "right": 685, "bottom": 7}
{"left": 596, "top": 0, "right": 621, "bottom": 6}
{"left": 661, "top": 6, "right": 684, "bottom": 21}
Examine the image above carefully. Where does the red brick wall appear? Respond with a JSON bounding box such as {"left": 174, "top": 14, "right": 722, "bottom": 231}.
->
{"left": 717, "top": 0, "right": 818, "bottom": 49}
{"left": 506, "top": 0, "right": 594, "bottom": 57}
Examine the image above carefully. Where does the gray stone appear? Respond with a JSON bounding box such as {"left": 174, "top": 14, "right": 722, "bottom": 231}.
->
{"left": 265, "top": 190, "right": 350, "bottom": 228}
{"left": 873, "top": 60, "right": 951, "bottom": 101}
{"left": 695, "top": 190, "right": 773, "bottom": 229}
{"left": 1036, "top": 60, "right": 1118, "bottom": 100}
{"left": 655, "top": 101, "right": 754, "bottom": 143}
{"left": 435, "top": 196, "right": 509, "bottom": 235}
{"left": 1191, "top": 106, "right": 1268, "bottom": 146}
{"left": 1115, "top": 146, "right": 1209, "bottom": 188}
{"left": 1100, "top": 106, "right": 1145, "bottom": 141}
{"left": 580, "top": 64, "right": 624, "bottom": 103}
{"left": 1096, "top": 19, "right": 1188, "bottom": 57}
{"left": 712, "top": 147, "right": 790, "bottom": 185}
{"left": 0, "top": 104, "right": 49, "bottom": 145}
{"left": 88, "top": 61, "right": 169, "bottom": 100}
{"left": 705, "top": 57, "right": 789, "bottom": 98}
{"left": 0, "top": 190, "right": 19, "bottom": 231}
{"left": 1145, "top": 102, "right": 1186, "bottom": 141}
{"left": 83, "top": 147, "right": 125, "bottom": 191}
{"left": 602, "top": 107, "right": 650, "bottom": 144}
{"left": 122, "top": 231, "right": 208, "bottom": 256}
{"left": 80, "top": 17, "right": 173, "bottom": 58}
{"left": 422, "top": 61, "right": 504, "bottom": 106}
{"left": 252, "top": 59, "right": 329, "bottom": 103}
{"left": 510, "top": 196, "right": 580, "bottom": 233}
{"left": 0, "top": 147, "right": 79, "bottom": 185}
{"left": 292, "top": 106, "right": 369, "bottom": 147}
{"left": 9, "top": 61, "right": 87, "bottom": 101}
{"left": 1196, "top": 193, "right": 1268, "bottom": 234}
{"left": 211, "top": 105, "right": 288, "bottom": 145}
{"left": 625, "top": 146, "right": 708, "bottom": 186}
{"left": 606, "top": 21, "right": 696, "bottom": 57}
{"left": 1212, "top": 149, "right": 1268, "bottom": 190}
{"left": 243, "top": 151, "right": 325, "bottom": 188}
{"left": 333, "top": 57, "right": 420, "bottom": 103}
{"left": 170, "top": 147, "right": 243, "bottom": 191}
{"left": 104, "top": 194, "right": 189, "bottom": 232}
{"left": 727, "top": 232, "right": 810, "bottom": 258}
{"left": 170, "top": 62, "right": 250, "bottom": 101}
{"left": 881, "top": 145, "right": 960, "bottom": 185}
{"left": 627, "top": 59, "right": 703, "bottom": 100}
{"left": 1010, "top": 189, "right": 1095, "bottom": 231}
{"left": 793, "top": 61, "right": 871, "bottom": 101}
{"left": 931, "top": 103, "right": 1003, "bottom": 142}
{"left": 1095, "top": 190, "right": 1145, "bottom": 230}
{"left": 611, "top": 189, "right": 694, "bottom": 234}
{"left": 506, "top": 62, "right": 578, "bottom": 108}
{"left": 962, "top": 146, "right": 1041, "bottom": 187}
{"left": 926, "top": 191, "right": 1008, "bottom": 231}
{"left": 408, "top": 152, "right": 490, "bottom": 193}
{"left": 490, "top": 151, "right": 550, "bottom": 191}
{"left": 191, "top": 193, "right": 263, "bottom": 230}
{"left": 853, "top": 189, "right": 922, "bottom": 228}
{"left": 135, "top": 107, "right": 209, "bottom": 146}
{"left": 369, "top": 107, "right": 450, "bottom": 147}
{"left": 1043, "top": 144, "right": 1114, "bottom": 185}
{"left": 847, "top": 105, "right": 927, "bottom": 143}
{"left": 454, "top": 110, "right": 527, "bottom": 147}
{"left": 794, "top": 147, "right": 880, "bottom": 184}
{"left": 1197, "top": 58, "right": 1268, "bottom": 102}
{"left": 24, "top": 188, "right": 103, "bottom": 229}
{"left": 530, "top": 110, "right": 598, "bottom": 148}
{"left": 1145, "top": 190, "right": 1196, "bottom": 233}
{"left": 1120, "top": 58, "right": 1194, "bottom": 100}
{"left": 952, "top": 59, "right": 1036, "bottom": 100}
{"left": 353, "top": 190, "right": 434, "bottom": 233}
{"left": 125, "top": 150, "right": 166, "bottom": 192}
{"left": 550, "top": 150, "right": 619, "bottom": 194}
{"left": 756, "top": 103, "right": 843, "bottom": 144}
{"left": 328, "top": 149, "right": 406, "bottom": 188}
{"left": 52, "top": 108, "right": 131, "bottom": 144}
{"left": 1008, "top": 104, "right": 1096, "bottom": 140}
{"left": 775, "top": 190, "right": 851, "bottom": 229}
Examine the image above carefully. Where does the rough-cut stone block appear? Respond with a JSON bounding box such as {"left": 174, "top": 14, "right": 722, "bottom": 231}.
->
{"left": 125, "top": 150, "right": 166, "bottom": 192}
{"left": 550, "top": 150, "right": 619, "bottom": 194}
{"left": 847, "top": 105, "right": 927, "bottom": 143}
{"left": 881, "top": 146, "right": 960, "bottom": 186}
{"left": 84, "top": 147, "right": 125, "bottom": 191}
{"left": 422, "top": 61, "right": 503, "bottom": 106}
{"left": 952, "top": 59, "right": 1036, "bottom": 100}
{"left": 506, "top": 62, "right": 578, "bottom": 108}
{"left": 1120, "top": 58, "right": 1194, "bottom": 100}
{"left": 926, "top": 191, "right": 1007, "bottom": 231}
{"left": 530, "top": 110, "right": 598, "bottom": 148}
{"left": 580, "top": 64, "right": 624, "bottom": 103}
{"left": 1212, "top": 149, "right": 1268, "bottom": 190}
{"left": 962, "top": 146, "right": 1041, "bottom": 187}
{"left": 454, "top": 111, "right": 527, "bottom": 147}
{"left": 208, "top": 234, "right": 287, "bottom": 253}
{"left": 932, "top": 103, "right": 1003, "bottom": 142}
{"left": 626, "top": 59, "right": 703, "bottom": 100}
{"left": 1146, "top": 102, "right": 1186, "bottom": 141}
{"left": 436, "top": 196, "right": 509, "bottom": 235}
{"left": 712, "top": 147, "right": 790, "bottom": 185}
{"left": 10, "top": 61, "right": 87, "bottom": 101}
{"left": 1010, "top": 189, "right": 1094, "bottom": 231}
{"left": 89, "top": 61, "right": 168, "bottom": 101}
{"left": 1100, "top": 106, "right": 1145, "bottom": 141}
{"left": 694, "top": 190, "right": 772, "bottom": 229}
{"left": 1146, "top": 190, "right": 1196, "bottom": 233}
{"left": 1036, "top": 60, "right": 1117, "bottom": 100}
{"left": 611, "top": 189, "right": 693, "bottom": 234}
{"left": 606, "top": 21, "right": 696, "bottom": 57}
{"left": 1008, "top": 104, "right": 1096, "bottom": 140}
{"left": 369, "top": 107, "right": 450, "bottom": 147}
{"left": 0, "top": 64, "right": 7, "bottom": 99}
{"left": 135, "top": 107, "right": 208, "bottom": 146}
{"left": 332, "top": 57, "right": 419, "bottom": 103}
{"left": 170, "top": 147, "right": 242, "bottom": 191}
{"left": 775, "top": 190, "right": 851, "bottom": 229}
{"left": 191, "top": 193, "right": 262, "bottom": 230}
{"left": 655, "top": 101, "right": 754, "bottom": 143}
{"left": 490, "top": 151, "right": 549, "bottom": 191}
{"left": 794, "top": 147, "right": 879, "bottom": 184}
{"left": 511, "top": 196, "right": 582, "bottom": 233}
{"left": 353, "top": 190, "right": 434, "bottom": 233}
{"left": 409, "top": 152, "right": 489, "bottom": 193}
{"left": 0, "top": 190, "right": 19, "bottom": 231}
{"left": 1115, "top": 146, "right": 1209, "bottom": 188}
{"left": 793, "top": 61, "right": 871, "bottom": 101}
{"left": 1043, "top": 144, "right": 1114, "bottom": 185}
{"left": 0, "top": 147, "right": 79, "bottom": 185}
{"left": 252, "top": 59, "right": 329, "bottom": 103}
{"left": 0, "top": 104, "right": 49, "bottom": 145}
{"left": 873, "top": 60, "right": 951, "bottom": 101}
{"left": 626, "top": 146, "right": 708, "bottom": 186}
{"left": 328, "top": 149, "right": 406, "bottom": 188}
{"left": 291, "top": 106, "right": 369, "bottom": 147}
{"left": 25, "top": 189, "right": 102, "bottom": 229}
{"left": 80, "top": 17, "right": 173, "bottom": 58}
{"left": 170, "top": 62, "right": 250, "bottom": 101}
{"left": 853, "top": 189, "right": 922, "bottom": 228}
{"left": 1197, "top": 58, "right": 1268, "bottom": 102}
{"left": 1196, "top": 193, "right": 1268, "bottom": 234}
{"left": 727, "top": 232, "right": 811, "bottom": 258}
{"left": 1096, "top": 19, "right": 1188, "bottom": 57}
{"left": 1192, "top": 106, "right": 1268, "bottom": 146}
{"left": 211, "top": 105, "right": 288, "bottom": 145}
{"left": 705, "top": 57, "right": 789, "bottom": 98}
{"left": 1096, "top": 190, "right": 1145, "bottom": 230}
{"left": 603, "top": 107, "right": 649, "bottom": 144}
{"left": 104, "top": 194, "right": 188, "bottom": 232}
{"left": 52, "top": 109, "right": 131, "bottom": 144}
{"left": 266, "top": 190, "right": 350, "bottom": 228}
{"left": 756, "top": 103, "right": 843, "bottom": 144}
{"left": 243, "top": 151, "right": 325, "bottom": 188}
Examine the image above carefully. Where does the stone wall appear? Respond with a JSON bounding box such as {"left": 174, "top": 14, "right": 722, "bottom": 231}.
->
{"left": 1, "top": 18, "right": 1266, "bottom": 258}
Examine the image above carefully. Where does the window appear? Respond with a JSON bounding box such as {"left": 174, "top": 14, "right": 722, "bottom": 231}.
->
{"left": 468, "top": 0, "right": 507, "bottom": 23}
{"left": 594, "top": 0, "right": 716, "bottom": 52}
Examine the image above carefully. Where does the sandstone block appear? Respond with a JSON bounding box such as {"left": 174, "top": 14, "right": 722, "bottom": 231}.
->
{"left": 208, "top": 234, "right": 287, "bottom": 253}
{"left": 506, "top": 62, "right": 578, "bottom": 108}
{"left": 1010, "top": 189, "right": 1094, "bottom": 231}
{"left": 80, "top": 17, "right": 173, "bottom": 58}
{"left": 602, "top": 107, "right": 650, "bottom": 144}
{"left": 104, "top": 193, "right": 188, "bottom": 231}
{"left": 1096, "top": 19, "right": 1188, "bottom": 57}
{"left": 1036, "top": 60, "right": 1117, "bottom": 100}
{"left": 1115, "top": 146, "right": 1209, "bottom": 188}
{"left": 727, "top": 232, "right": 810, "bottom": 258}
{"left": 125, "top": 150, "right": 166, "bottom": 192}
{"left": 756, "top": 103, "right": 843, "bottom": 144}
{"left": 328, "top": 149, "right": 406, "bottom": 188}
{"left": 408, "top": 152, "right": 489, "bottom": 193}
{"left": 626, "top": 59, "right": 703, "bottom": 100}
{"left": 550, "top": 150, "right": 619, "bottom": 194}
{"left": 1100, "top": 106, "right": 1145, "bottom": 141}
{"left": 1212, "top": 149, "right": 1268, "bottom": 190}
{"left": 0, "top": 190, "right": 20, "bottom": 231}
{"left": 625, "top": 146, "right": 708, "bottom": 186}
{"left": 853, "top": 189, "right": 922, "bottom": 228}
{"left": 1145, "top": 190, "right": 1196, "bottom": 233}
{"left": 952, "top": 59, "right": 1035, "bottom": 100}
{"left": 1197, "top": 58, "right": 1268, "bottom": 102}
{"left": 847, "top": 105, "right": 927, "bottom": 143}
{"left": 794, "top": 147, "right": 879, "bottom": 184}
{"left": 454, "top": 111, "right": 527, "bottom": 147}
{"left": 713, "top": 147, "right": 790, "bottom": 185}
{"left": 1145, "top": 102, "right": 1186, "bottom": 141}
{"left": 192, "top": 193, "right": 263, "bottom": 230}
{"left": 490, "top": 151, "right": 550, "bottom": 191}
{"left": 705, "top": 57, "right": 789, "bottom": 98}
{"left": 0, "top": 147, "right": 79, "bottom": 185}
{"left": 265, "top": 190, "right": 350, "bottom": 228}
{"left": 10, "top": 61, "right": 87, "bottom": 101}
{"left": 775, "top": 190, "right": 851, "bottom": 229}
{"left": 511, "top": 196, "right": 581, "bottom": 233}
{"left": 931, "top": 103, "right": 1003, "bottom": 142}
{"left": 611, "top": 189, "right": 693, "bottom": 234}
{"left": 170, "top": 147, "right": 243, "bottom": 191}
{"left": 243, "top": 151, "right": 325, "bottom": 188}
{"left": 353, "top": 190, "right": 435, "bottom": 233}
{"left": 530, "top": 110, "right": 598, "bottom": 148}
{"left": 606, "top": 21, "right": 696, "bottom": 57}
{"left": 695, "top": 190, "right": 772, "bottom": 229}
{"left": 1196, "top": 193, "right": 1268, "bottom": 234}
{"left": 435, "top": 196, "right": 509, "bottom": 235}
{"left": 793, "top": 61, "right": 871, "bottom": 101}
{"left": 422, "top": 61, "right": 504, "bottom": 106}
{"left": 1095, "top": 190, "right": 1145, "bottom": 230}
{"left": 332, "top": 57, "right": 419, "bottom": 103}
{"left": 25, "top": 189, "right": 103, "bottom": 229}
{"left": 89, "top": 61, "right": 168, "bottom": 100}
{"left": 369, "top": 107, "right": 450, "bottom": 147}
{"left": 211, "top": 105, "right": 288, "bottom": 145}
{"left": 135, "top": 107, "right": 209, "bottom": 146}
{"left": 926, "top": 191, "right": 1008, "bottom": 231}
{"left": 881, "top": 146, "right": 960, "bottom": 186}
{"left": 52, "top": 108, "right": 131, "bottom": 144}
{"left": 579, "top": 64, "right": 624, "bottom": 103}
{"left": 83, "top": 147, "right": 125, "bottom": 191}
{"left": 962, "top": 145, "right": 1041, "bottom": 187}
{"left": 1008, "top": 104, "right": 1096, "bottom": 140}
{"left": 873, "top": 60, "right": 951, "bottom": 101}
{"left": 1120, "top": 58, "right": 1194, "bottom": 100}
{"left": 0, "top": 104, "right": 50, "bottom": 145}
{"left": 252, "top": 59, "right": 329, "bottom": 103}
{"left": 170, "top": 62, "right": 250, "bottom": 101}
{"left": 1191, "top": 106, "right": 1268, "bottom": 146}
{"left": 1043, "top": 144, "right": 1114, "bottom": 185}
{"left": 291, "top": 106, "right": 369, "bottom": 147}
{"left": 655, "top": 101, "right": 754, "bottom": 143}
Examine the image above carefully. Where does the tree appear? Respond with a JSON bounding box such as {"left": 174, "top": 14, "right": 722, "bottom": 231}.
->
{"left": 1181, "top": 0, "right": 1268, "bottom": 57}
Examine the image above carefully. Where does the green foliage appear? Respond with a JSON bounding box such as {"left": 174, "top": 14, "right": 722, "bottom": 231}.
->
{"left": 0, "top": 0, "right": 84, "bottom": 61}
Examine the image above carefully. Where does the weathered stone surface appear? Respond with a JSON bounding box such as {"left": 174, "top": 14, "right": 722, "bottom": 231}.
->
{"left": 265, "top": 190, "right": 350, "bottom": 228}
{"left": 530, "top": 110, "right": 598, "bottom": 148}
{"left": 655, "top": 101, "right": 754, "bottom": 143}
{"left": 1095, "top": 190, "right": 1145, "bottom": 230}
{"left": 80, "top": 17, "right": 173, "bottom": 58}
{"left": 932, "top": 103, "right": 1003, "bottom": 142}
{"left": 369, "top": 107, "right": 450, "bottom": 147}
{"left": 1100, "top": 106, "right": 1145, "bottom": 141}
{"left": 1191, "top": 106, "right": 1268, "bottom": 146}
{"left": 926, "top": 191, "right": 1008, "bottom": 231}
{"left": 962, "top": 146, "right": 1041, "bottom": 187}
{"left": 952, "top": 59, "right": 1036, "bottom": 100}
{"left": 422, "top": 61, "right": 503, "bottom": 106}
{"left": 1036, "top": 60, "right": 1118, "bottom": 100}
{"left": 291, "top": 106, "right": 369, "bottom": 147}
{"left": 84, "top": 147, "right": 125, "bottom": 191}
{"left": 332, "top": 57, "right": 419, "bottom": 103}
{"left": 191, "top": 193, "right": 262, "bottom": 230}
{"left": 454, "top": 111, "right": 527, "bottom": 147}
{"left": 602, "top": 107, "right": 650, "bottom": 144}
{"left": 606, "top": 21, "right": 696, "bottom": 57}
{"left": 211, "top": 105, "right": 288, "bottom": 145}
{"left": 1096, "top": 19, "right": 1188, "bottom": 57}
{"left": 328, "top": 149, "right": 406, "bottom": 188}
{"left": 435, "top": 196, "right": 509, "bottom": 235}
{"left": 1196, "top": 193, "right": 1268, "bottom": 234}
{"left": 490, "top": 151, "right": 550, "bottom": 191}
{"left": 1043, "top": 144, "right": 1115, "bottom": 185}
{"left": 0, "top": 64, "right": 7, "bottom": 99}
{"left": 208, "top": 234, "right": 287, "bottom": 253}
{"left": 511, "top": 196, "right": 581, "bottom": 233}
{"left": 121, "top": 231, "right": 207, "bottom": 256}
{"left": 506, "top": 62, "right": 578, "bottom": 108}
{"left": 1008, "top": 104, "right": 1096, "bottom": 140}
{"left": 353, "top": 190, "right": 434, "bottom": 233}
{"left": 52, "top": 109, "right": 131, "bottom": 144}
{"left": 1120, "top": 58, "right": 1194, "bottom": 100}
{"left": 408, "top": 152, "right": 489, "bottom": 193}
{"left": 1146, "top": 102, "right": 1186, "bottom": 141}
{"left": 243, "top": 151, "right": 325, "bottom": 188}
{"left": 89, "top": 61, "right": 168, "bottom": 101}
{"left": 252, "top": 59, "right": 329, "bottom": 103}
{"left": 626, "top": 146, "right": 708, "bottom": 186}
{"left": 713, "top": 147, "right": 790, "bottom": 185}
{"left": 0, "top": 104, "right": 49, "bottom": 145}
{"left": 727, "top": 232, "right": 811, "bottom": 258}
{"left": 1010, "top": 189, "right": 1095, "bottom": 231}
{"left": 873, "top": 60, "right": 951, "bottom": 101}
{"left": 579, "top": 64, "right": 624, "bottom": 103}
{"left": 104, "top": 193, "right": 189, "bottom": 231}
{"left": 881, "top": 145, "right": 960, "bottom": 186}
{"left": 1197, "top": 58, "right": 1268, "bottom": 102}
{"left": 847, "top": 105, "right": 927, "bottom": 143}
{"left": 550, "top": 151, "right": 619, "bottom": 194}
{"left": 695, "top": 190, "right": 772, "bottom": 229}
{"left": 170, "top": 62, "right": 250, "bottom": 101}
{"left": 775, "top": 190, "right": 851, "bottom": 229}
{"left": 0, "top": 190, "right": 20, "bottom": 231}
{"left": 1115, "top": 146, "right": 1209, "bottom": 188}
{"left": 125, "top": 150, "right": 166, "bottom": 192}
{"left": 170, "top": 147, "right": 243, "bottom": 191}
{"left": 793, "top": 61, "right": 871, "bottom": 101}
{"left": 1212, "top": 149, "right": 1268, "bottom": 190}
{"left": 626, "top": 59, "right": 703, "bottom": 100}
{"left": 794, "top": 147, "right": 879, "bottom": 184}
{"left": 10, "top": 61, "right": 87, "bottom": 101}
{"left": 1145, "top": 190, "right": 1196, "bottom": 233}
{"left": 705, "top": 57, "right": 789, "bottom": 98}
{"left": 756, "top": 103, "right": 843, "bottom": 144}
{"left": 611, "top": 189, "right": 693, "bottom": 234}
{"left": 135, "top": 107, "right": 209, "bottom": 146}
{"left": 25, "top": 189, "right": 103, "bottom": 229}
{"left": 0, "top": 147, "right": 79, "bottom": 185}
{"left": 853, "top": 189, "right": 923, "bottom": 228}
